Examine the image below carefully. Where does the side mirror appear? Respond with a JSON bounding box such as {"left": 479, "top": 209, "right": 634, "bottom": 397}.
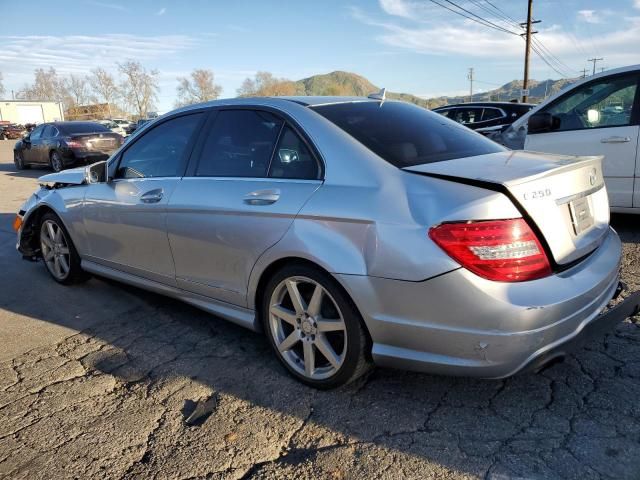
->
{"left": 23, "top": 135, "right": 31, "bottom": 143}
{"left": 85, "top": 161, "right": 108, "bottom": 184}
{"left": 527, "top": 112, "right": 559, "bottom": 134}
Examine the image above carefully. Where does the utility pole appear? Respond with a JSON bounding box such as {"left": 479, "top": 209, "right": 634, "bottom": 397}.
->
{"left": 520, "top": 0, "right": 540, "bottom": 103}
{"left": 580, "top": 68, "right": 588, "bottom": 78}
{"left": 599, "top": 67, "right": 606, "bottom": 73}
{"left": 467, "top": 68, "right": 474, "bottom": 103}
{"left": 588, "top": 57, "right": 604, "bottom": 75}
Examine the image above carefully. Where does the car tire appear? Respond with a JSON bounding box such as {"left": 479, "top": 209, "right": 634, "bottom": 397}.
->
{"left": 39, "top": 212, "right": 89, "bottom": 285}
{"left": 50, "top": 151, "right": 64, "bottom": 172}
{"left": 14, "top": 151, "right": 30, "bottom": 170}
{"left": 262, "top": 264, "right": 372, "bottom": 389}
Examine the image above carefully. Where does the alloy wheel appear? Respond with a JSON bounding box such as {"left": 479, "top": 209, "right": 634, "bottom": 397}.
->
{"left": 40, "top": 219, "right": 71, "bottom": 281}
{"left": 14, "top": 152, "right": 24, "bottom": 169}
{"left": 51, "top": 152, "right": 63, "bottom": 172}
{"left": 268, "top": 276, "right": 347, "bottom": 380}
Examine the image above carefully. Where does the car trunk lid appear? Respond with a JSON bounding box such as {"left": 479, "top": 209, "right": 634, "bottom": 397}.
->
{"left": 404, "top": 150, "right": 610, "bottom": 266}
{"left": 70, "top": 132, "right": 122, "bottom": 154}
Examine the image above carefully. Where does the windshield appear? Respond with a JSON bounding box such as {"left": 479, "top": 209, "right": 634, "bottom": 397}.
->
{"left": 312, "top": 101, "right": 505, "bottom": 167}
{"left": 59, "top": 122, "right": 110, "bottom": 134}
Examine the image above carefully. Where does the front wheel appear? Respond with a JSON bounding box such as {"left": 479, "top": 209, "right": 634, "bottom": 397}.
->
{"left": 39, "top": 213, "right": 88, "bottom": 284}
{"left": 262, "top": 264, "right": 372, "bottom": 389}
{"left": 14, "top": 151, "right": 29, "bottom": 170}
{"left": 50, "top": 151, "right": 64, "bottom": 172}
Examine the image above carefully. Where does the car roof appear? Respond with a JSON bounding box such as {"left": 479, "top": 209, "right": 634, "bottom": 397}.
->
{"left": 434, "top": 102, "right": 535, "bottom": 109}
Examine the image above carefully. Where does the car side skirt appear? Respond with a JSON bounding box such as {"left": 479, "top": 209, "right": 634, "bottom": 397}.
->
{"left": 81, "top": 260, "right": 259, "bottom": 332}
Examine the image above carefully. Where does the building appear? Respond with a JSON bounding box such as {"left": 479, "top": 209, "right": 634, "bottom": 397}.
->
{"left": 0, "top": 100, "right": 65, "bottom": 125}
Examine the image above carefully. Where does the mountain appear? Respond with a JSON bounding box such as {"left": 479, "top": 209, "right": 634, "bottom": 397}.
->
{"left": 294, "top": 71, "right": 430, "bottom": 108}
{"left": 429, "top": 78, "right": 578, "bottom": 106}
{"left": 292, "top": 71, "right": 577, "bottom": 108}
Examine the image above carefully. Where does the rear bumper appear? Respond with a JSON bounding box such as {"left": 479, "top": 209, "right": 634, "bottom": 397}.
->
{"left": 67, "top": 149, "right": 110, "bottom": 165}
{"left": 337, "top": 227, "right": 634, "bottom": 378}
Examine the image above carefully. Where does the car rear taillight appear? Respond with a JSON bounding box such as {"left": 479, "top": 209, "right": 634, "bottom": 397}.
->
{"left": 65, "top": 138, "right": 84, "bottom": 149}
{"left": 429, "top": 218, "right": 551, "bottom": 282}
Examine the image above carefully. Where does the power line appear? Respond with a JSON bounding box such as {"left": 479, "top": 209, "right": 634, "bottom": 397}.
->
{"left": 481, "top": 0, "right": 577, "bottom": 77}
{"left": 441, "top": 0, "right": 521, "bottom": 35}
{"left": 425, "top": 0, "right": 520, "bottom": 36}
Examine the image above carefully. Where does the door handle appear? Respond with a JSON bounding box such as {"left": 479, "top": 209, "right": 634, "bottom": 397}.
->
{"left": 243, "top": 189, "right": 280, "bottom": 205}
{"left": 140, "top": 188, "right": 164, "bottom": 203}
{"left": 601, "top": 136, "right": 631, "bottom": 143}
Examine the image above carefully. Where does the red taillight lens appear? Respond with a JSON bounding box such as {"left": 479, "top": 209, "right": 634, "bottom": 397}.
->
{"left": 65, "top": 138, "right": 84, "bottom": 149}
{"left": 429, "top": 218, "right": 551, "bottom": 282}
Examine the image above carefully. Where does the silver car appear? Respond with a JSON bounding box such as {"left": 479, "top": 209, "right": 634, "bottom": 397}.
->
{"left": 14, "top": 97, "right": 640, "bottom": 388}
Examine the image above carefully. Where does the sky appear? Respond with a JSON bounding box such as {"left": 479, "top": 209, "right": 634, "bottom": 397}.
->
{"left": 1, "top": 0, "right": 639, "bottom": 112}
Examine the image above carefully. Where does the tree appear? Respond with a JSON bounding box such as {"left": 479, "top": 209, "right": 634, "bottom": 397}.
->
{"left": 175, "top": 69, "right": 222, "bottom": 107}
{"left": 18, "top": 68, "right": 67, "bottom": 103}
{"left": 236, "top": 71, "right": 302, "bottom": 97}
{"left": 0, "top": 72, "right": 5, "bottom": 98}
{"left": 64, "top": 74, "right": 90, "bottom": 106}
{"left": 118, "top": 61, "right": 159, "bottom": 118}
{"left": 89, "top": 68, "right": 120, "bottom": 116}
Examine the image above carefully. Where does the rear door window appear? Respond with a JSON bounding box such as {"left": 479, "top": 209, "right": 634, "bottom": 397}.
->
{"left": 452, "top": 108, "right": 483, "bottom": 125}
{"left": 195, "top": 110, "right": 283, "bottom": 177}
{"left": 312, "top": 101, "right": 504, "bottom": 167}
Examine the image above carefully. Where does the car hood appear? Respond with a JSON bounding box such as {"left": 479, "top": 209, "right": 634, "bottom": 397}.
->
{"left": 39, "top": 166, "right": 87, "bottom": 186}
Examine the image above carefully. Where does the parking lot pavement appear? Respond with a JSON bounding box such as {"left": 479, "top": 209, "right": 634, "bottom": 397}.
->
{"left": 0, "top": 139, "right": 639, "bottom": 479}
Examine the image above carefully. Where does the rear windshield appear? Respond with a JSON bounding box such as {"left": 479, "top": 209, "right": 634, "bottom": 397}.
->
{"left": 312, "top": 101, "right": 505, "bottom": 167}
{"left": 59, "top": 122, "right": 110, "bottom": 134}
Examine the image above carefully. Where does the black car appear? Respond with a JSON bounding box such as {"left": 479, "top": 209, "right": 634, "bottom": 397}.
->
{"left": 124, "top": 118, "right": 151, "bottom": 135}
{"left": 13, "top": 121, "right": 124, "bottom": 172}
{"left": 432, "top": 102, "right": 534, "bottom": 136}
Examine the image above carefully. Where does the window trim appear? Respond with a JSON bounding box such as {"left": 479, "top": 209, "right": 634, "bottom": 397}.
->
{"left": 110, "top": 109, "right": 208, "bottom": 180}
{"left": 184, "top": 105, "right": 325, "bottom": 181}
{"left": 29, "top": 124, "right": 45, "bottom": 140}
{"left": 531, "top": 71, "right": 640, "bottom": 135}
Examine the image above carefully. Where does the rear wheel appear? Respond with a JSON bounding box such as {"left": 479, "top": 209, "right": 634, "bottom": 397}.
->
{"left": 262, "top": 264, "right": 372, "bottom": 389}
{"left": 39, "top": 213, "right": 88, "bottom": 284}
{"left": 50, "top": 151, "right": 64, "bottom": 172}
{"left": 14, "top": 151, "right": 29, "bottom": 170}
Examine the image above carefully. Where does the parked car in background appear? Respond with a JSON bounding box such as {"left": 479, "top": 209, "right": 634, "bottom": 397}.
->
{"left": 12, "top": 97, "right": 639, "bottom": 388}
{"left": 499, "top": 64, "right": 640, "bottom": 212}
{"left": 13, "top": 121, "right": 124, "bottom": 172}
{"left": 97, "top": 119, "right": 127, "bottom": 136}
{"left": 111, "top": 118, "right": 132, "bottom": 129}
{"left": 0, "top": 123, "right": 26, "bottom": 140}
{"left": 125, "top": 118, "right": 151, "bottom": 135}
{"left": 432, "top": 102, "right": 534, "bottom": 136}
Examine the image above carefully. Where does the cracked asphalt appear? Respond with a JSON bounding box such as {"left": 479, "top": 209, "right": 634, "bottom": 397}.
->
{"left": 0, "top": 140, "right": 639, "bottom": 479}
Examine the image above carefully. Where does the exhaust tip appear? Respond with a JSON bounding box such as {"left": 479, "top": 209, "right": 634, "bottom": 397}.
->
{"left": 535, "top": 354, "right": 566, "bottom": 374}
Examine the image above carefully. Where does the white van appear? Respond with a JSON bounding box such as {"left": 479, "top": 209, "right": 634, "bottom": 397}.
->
{"left": 500, "top": 65, "right": 640, "bottom": 213}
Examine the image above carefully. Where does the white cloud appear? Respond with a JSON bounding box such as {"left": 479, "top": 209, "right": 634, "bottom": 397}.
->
{"left": 86, "top": 1, "right": 128, "bottom": 11}
{"left": 635, "top": 0, "right": 640, "bottom": 9}
{"left": 0, "top": 34, "right": 199, "bottom": 79}
{"left": 578, "top": 10, "right": 600, "bottom": 24}
{"left": 379, "top": 0, "right": 412, "bottom": 18}
{"left": 156, "top": 7, "right": 166, "bottom": 16}
{"left": 351, "top": 6, "right": 640, "bottom": 74}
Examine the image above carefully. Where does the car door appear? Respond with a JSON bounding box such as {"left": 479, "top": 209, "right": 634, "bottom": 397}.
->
{"left": 525, "top": 72, "right": 640, "bottom": 208}
{"left": 82, "top": 111, "right": 205, "bottom": 284}
{"left": 22, "top": 125, "right": 45, "bottom": 164}
{"left": 167, "top": 108, "right": 322, "bottom": 307}
{"left": 41, "top": 125, "right": 59, "bottom": 161}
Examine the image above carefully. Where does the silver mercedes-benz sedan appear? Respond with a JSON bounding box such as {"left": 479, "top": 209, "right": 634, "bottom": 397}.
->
{"left": 14, "top": 96, "right": 640, "bottom": 388}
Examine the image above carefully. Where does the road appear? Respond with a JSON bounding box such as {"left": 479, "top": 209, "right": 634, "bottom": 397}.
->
{"left": 1, "top": 139, "right": 639, "bottom": 479}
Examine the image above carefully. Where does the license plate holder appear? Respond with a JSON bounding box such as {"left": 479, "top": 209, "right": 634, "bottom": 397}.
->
{"left": 569, "top": 196, "right": 594, "bottom": 235}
